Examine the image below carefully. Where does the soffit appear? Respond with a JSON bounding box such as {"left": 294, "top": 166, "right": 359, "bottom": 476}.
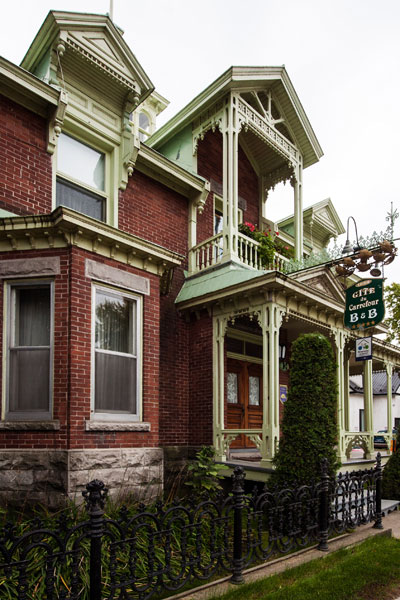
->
{"left": 20, "top": 11, "right": 154, "bottom": 109}
{"left": 150, "top": 66, "right": 323, "bottom": 169}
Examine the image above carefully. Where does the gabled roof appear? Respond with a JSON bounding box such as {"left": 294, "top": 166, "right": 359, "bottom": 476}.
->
{"left": 350, "top": 371, "right": 400, "bottom": 395}
{"left": 20, "top": 11, "right": 153, "bottom": 107}
{"left": 278, "top": 198, "right": 345, "bottom": 249}
{"left": 290, "top": 263, "right": 346, "bottom": 304}
{"left": 149, "top": 66, "right": 323, "bottom": 169}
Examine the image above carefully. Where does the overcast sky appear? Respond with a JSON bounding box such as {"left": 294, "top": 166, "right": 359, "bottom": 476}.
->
{"left": 1, "top": 0, "right": 399, "bottom": 282}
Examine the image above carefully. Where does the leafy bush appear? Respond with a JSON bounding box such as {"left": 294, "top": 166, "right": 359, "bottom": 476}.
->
{"left": 185, "top": 446, "right": 228, "bottom": 495}
{"left": 270, "top": 333, "right": 339, "bottom": 486}
{"left": 382, "top": 428, "right": 400, "bottom": 499}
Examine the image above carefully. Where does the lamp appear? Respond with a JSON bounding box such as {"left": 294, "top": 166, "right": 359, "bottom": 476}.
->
{"left": 342, "top": 216, "right": 361, "bottom": 255}
{"left": 279, "top": 344, "right": 286, "bottom": 359}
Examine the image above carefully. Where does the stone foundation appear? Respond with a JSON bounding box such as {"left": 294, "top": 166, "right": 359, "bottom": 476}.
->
{"left": 0, "top": 448, "right": 163, "bottom": 507}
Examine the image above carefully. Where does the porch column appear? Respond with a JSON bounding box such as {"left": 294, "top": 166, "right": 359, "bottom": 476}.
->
{"left": 363, "top": 359, "right": 374, "bottom": 459}
{"left": 213, "top": 315, "right": 228, "bottom": 461}
{"left": 386, "top": 362, "right": 393, "bottom": 450}
{"left": 333, "top": 328, "right": 348, "bottom": 463}
{"left": 221, "top": 93, "right": 239, "bottom": 262}
{"left": 260, "top": 303, "right": 284, "bottom": 466}
{"left": 344, "top": 347, "right": 351, "bottom": 432}
{"left": 188, "top": 200, "right": 197, "bottom": 273}
{"left": 291, "top": 162, "right": 303, "bottom": 261}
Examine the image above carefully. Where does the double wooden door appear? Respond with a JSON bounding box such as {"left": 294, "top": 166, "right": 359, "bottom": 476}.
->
{"left": 227, "top": 359, "right": 263, "bottom": 448}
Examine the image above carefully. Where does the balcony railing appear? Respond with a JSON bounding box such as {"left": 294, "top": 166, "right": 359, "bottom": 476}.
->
{"left": 190, "top": 232, "right": 224, "bottom": 272}
{"left": 189, "top": 232, "right": 292, "bottom": 275}
{"left": 237, "top": 232, "right": 261, "bottom": 269}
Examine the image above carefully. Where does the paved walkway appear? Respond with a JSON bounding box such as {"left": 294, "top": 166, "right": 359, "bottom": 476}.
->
{"left": 170, "top": 506, "right": 400, "bottom": 600}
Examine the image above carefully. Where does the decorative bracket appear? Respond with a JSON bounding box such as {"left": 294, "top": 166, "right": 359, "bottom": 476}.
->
{"left": 194, "top": 180, "right": 210, "bottom": 215}
{"left": 120, "top": 94, "right": 140, "bottom": 191}
{"left": 47, "top": 89, "right": 68, "bottom": 154}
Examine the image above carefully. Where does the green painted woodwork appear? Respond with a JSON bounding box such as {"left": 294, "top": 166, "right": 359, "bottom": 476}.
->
{"left": 175, "top": 263, "right": 265, "bottom": 304}
{"left": 158, "top": 125, "right": 194, "bottom": 173}
{"left": 32, "top": 50, "right": 51, "bottom": 83}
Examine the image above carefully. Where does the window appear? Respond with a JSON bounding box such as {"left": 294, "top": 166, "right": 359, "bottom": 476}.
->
{"left": 92, "top": 286, "right": 141, "bottom": 420}
{"left": 138, "top": 112, "right": 151, "bottom": 142}
{"left": 56, "top": 133, "right": 107, "bottom": 222}
{"left": 6, "top": 282, "right": 53, "bottom": 420}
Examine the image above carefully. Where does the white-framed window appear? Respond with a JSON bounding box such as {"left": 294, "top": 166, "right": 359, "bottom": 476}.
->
{"left": 56, "top": 133, "right": 108, "bottom": 222}
{"left": 92, "top": 285, "right": 141, "bottom": 421}
{"left": 5, "top": 281, "right": 53, "bottom": 420}
{"left": 138, "top": 111, "right": 151, "bottom": 142}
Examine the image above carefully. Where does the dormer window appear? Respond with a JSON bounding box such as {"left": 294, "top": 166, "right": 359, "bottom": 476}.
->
{"left": 56, "top": 133, "right": 107, "bottom": 222}
{"left": 138, "top": 112, "right": 151, "bottom": 142}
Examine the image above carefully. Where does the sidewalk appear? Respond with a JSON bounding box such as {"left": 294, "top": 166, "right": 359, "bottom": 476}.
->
{"left": 171, "top": 507, "right": 400, "bottom": 600}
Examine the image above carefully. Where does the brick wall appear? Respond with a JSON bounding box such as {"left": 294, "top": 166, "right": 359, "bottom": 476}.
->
{"left": 0, "top": 247, "right": 161, "bottom": 450}
{"left": 0, "top": 96, "right": 52, "bottom": 215}
{"left": 188, "top": 313, "right": 213, "bottom": 446}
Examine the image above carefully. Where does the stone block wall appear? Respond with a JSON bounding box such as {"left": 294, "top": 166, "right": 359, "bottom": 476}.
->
{"left": 0, "top": 448, "right": 163, "bottom": 507}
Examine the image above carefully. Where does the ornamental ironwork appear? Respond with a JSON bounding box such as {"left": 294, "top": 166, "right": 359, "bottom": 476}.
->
{"left": 0, "top": 456, "right": 383, "bottom": 599}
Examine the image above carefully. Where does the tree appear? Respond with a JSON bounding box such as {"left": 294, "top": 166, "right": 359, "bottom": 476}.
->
{"left": 270, "top": 333, "right": 339, "bottom": 487}
{"left": 384, "top": 283, "right": 400, "bottom": 345}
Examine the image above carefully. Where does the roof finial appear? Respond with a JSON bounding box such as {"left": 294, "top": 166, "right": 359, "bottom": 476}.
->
{"left": 109, "top": 0, "right": 114, "bottom": 21}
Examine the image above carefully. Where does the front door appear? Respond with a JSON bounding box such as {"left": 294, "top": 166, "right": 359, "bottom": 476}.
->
{"left": 227, "top": 359, "right": 263, "bottom": 448}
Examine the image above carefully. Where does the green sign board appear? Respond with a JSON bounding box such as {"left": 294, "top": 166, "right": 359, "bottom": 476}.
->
{"left": 344, "top": 279, "right": 385, "bottom": 331}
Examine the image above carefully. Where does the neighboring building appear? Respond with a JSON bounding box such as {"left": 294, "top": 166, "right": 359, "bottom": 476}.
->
{"left": 350, "top": 372, "right": 400, "bottom": 434}
{"left": 0, "top": 10, "right": 399, "bottom": 504}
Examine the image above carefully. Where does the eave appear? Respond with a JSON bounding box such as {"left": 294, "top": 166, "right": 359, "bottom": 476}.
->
{"left": 0, "top": 207, "right": 183, "bottom": 276}
{"left": 136, "top": 145, "right": 209, "bottom": 199}
{"left": 0, "top": 56, "right": 58, "bottom": 117}
{"left": 149, "top": 66, "right": 323, "bottom": 169}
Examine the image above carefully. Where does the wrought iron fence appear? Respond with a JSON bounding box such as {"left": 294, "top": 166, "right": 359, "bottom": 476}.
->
{"left": 0, "top": 454, "right": 383, "bottom": 600}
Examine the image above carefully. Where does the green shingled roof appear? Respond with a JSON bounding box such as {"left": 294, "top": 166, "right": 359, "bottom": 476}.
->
{"left": 175, "top": 262, "right": 267, "bottom": 304}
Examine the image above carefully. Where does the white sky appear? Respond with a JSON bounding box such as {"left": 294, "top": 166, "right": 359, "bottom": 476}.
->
{"left": 1, "top": 0, "right": 399, "bottom": 283}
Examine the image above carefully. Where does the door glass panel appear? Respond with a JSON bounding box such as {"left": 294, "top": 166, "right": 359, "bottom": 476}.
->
{"left": 249, "top": 375, "right": 260, "bottom": 406}
{"left": 227, "top": 372, "right": 238, "bottom": 404}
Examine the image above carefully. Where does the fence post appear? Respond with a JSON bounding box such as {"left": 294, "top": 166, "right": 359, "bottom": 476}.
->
{"left": 317, "top": 458, "right": 329, "bottom": 551}
{"left": 373, "top": 452, "right": 384, "bottom": 530}
{"left": 83, "top": 479, "right": 108, "bottom": 600}
{"left": 230, "top": 465, "right": 245, "bottom": 584}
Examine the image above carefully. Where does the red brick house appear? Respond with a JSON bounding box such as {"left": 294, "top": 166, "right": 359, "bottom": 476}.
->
{"left": 0, "top": 10, "right": 399, "bottom": 504}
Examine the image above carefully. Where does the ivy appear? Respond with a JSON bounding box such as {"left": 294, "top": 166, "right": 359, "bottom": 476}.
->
{"left": 270, "top": 333, "right": 340, "bottom": 487}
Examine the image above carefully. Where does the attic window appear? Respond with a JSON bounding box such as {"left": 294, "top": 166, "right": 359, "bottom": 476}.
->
{"left": 139, "top": 112, "right": 151, "bottom": 141}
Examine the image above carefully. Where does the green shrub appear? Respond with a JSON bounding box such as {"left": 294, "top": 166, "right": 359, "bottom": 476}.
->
{"left": 382, "top": 428, "right": 400, "bottom": 499}
{"left": 185, "top": 446, "right": 228, "bottom": 495}
{"left": 270, "top": 333, "right": 340, "bottom": 487}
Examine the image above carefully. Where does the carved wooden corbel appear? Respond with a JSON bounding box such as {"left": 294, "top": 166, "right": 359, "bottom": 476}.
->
{"left": 120, "top": 93, "right": 140, "bottom": 190}
{"left": 194, "top": 181, "right": 210, "bottom": 215}
{"left": 47, "top": 89, "right": 68, "bottom": 154}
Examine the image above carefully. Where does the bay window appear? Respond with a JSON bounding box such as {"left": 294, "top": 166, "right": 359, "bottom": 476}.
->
{"left": 93, "top": 286, "right": 141, "bottom": 420}
{"left": 56, "top": 133, "right": 107, "bottom": 222}
{"left": 6, "top": 282, "right": 53, "bottom": 420}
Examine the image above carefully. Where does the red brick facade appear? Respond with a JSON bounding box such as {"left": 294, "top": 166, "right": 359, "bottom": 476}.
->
{"left": 0, "top": 96, "right": 52, "bottom": 215}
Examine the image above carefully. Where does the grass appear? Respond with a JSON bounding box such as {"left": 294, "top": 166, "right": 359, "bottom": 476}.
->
{"left": 211, "top": 535, "right": 400, "bottom": 600}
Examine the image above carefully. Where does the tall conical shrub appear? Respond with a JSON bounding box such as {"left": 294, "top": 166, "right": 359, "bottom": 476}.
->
{"left": 271, "top": 333, "right": 339, "bottom": 487}
{"left": 382, "top": 428, "right": 400, "bottom": 499}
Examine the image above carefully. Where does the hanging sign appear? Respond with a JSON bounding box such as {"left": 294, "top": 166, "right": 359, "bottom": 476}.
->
{"left": 355, "top": 336, "right": 373, "bottom": 361}
{"left": 344, "top": 279, "right": 384, "bottom": 330}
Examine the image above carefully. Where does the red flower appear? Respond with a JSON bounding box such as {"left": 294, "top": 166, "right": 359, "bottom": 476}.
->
{"left": 276, "top": 232, "right": 279, "bottom": 236}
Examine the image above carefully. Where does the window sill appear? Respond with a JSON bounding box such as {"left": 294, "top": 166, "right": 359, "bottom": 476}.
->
{"left": 0, "top": 420, "right": 60, "bottom": 431}
{"left": 85, "top": 421, "right": 151, "bottom": 432}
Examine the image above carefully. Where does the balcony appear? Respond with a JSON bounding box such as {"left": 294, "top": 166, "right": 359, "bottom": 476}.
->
{"left": 188, "top": 232, "right": 290, "bottom": 275}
